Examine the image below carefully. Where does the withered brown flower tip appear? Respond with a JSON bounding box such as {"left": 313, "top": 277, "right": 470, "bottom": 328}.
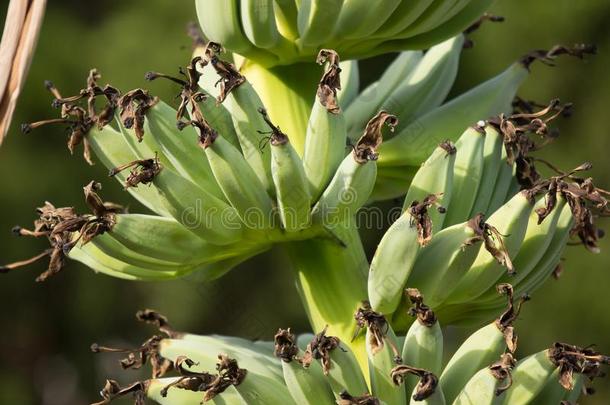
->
{"left": 1, "top": 181, "right": 120, "bottom": 281}
{"left": 548, "top": 342, "right": 610, "bottom": 390}
{"left": 489, "top": 352, "right": 516, "bottom": 396}
{"left": 494, "top": 283, "right": 529, "bottom": 353}
{"left": 273, "top": 328, "right": 299, "bottom": 363}
{"left": 337, "top": 390, "right": 380, "bottom": 405}
{"left": 390, "top": 364, "right": 439, "bottom": 400}
{"left": 201, "top": 42, "right": 245, "bottom": 103}
{"left": 464, "top": 213, "right": 515, "bottom": 276}
{"left": 109, "top": 153, "right": 162, "bottom": 189}
{"left": 408, "top": 194, "right": 444, "bottom": 247}
{"left": 90, "top": 379, "right": 148, "bottom": 405}
{"left": 316, "top": 49, "right": 342, "bottom": 114}
{"left": 353, "top": 111, "right": 398, "bottom": 163}
{"left": 405, "top": 288, "right": 437, "bottom": 327}
{"left": 353, "top": 302, "right": 401, "bottom": 364}
{"left": 118, "top": 88, "right": 158, "bottom": 142}
{"left": 258, "top": 107, "right": 288, "bottom": 146}
{"left": 301, "top": 326, "right": 342, "bottom": 374}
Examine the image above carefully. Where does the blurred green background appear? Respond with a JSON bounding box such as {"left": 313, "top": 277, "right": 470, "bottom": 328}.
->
{"left": 1, "top": 0, "right": 609, "bottom": 403}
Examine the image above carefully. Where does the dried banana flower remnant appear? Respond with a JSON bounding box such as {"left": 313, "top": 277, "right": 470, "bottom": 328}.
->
{"left": 1, "top": 181, "right": 120, "bottom": 281}
{"left": 109, "top": 153, "right": 162, "bottom": 189}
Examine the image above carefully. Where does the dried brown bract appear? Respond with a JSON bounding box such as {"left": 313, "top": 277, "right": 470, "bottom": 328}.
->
{"left": 408, "top": 194, "right": 444, "bottom": 247}
{"left": 258, "top": 107, "right": 288, "bottom": 145}
{"left": 273, "top": 328, "right": 299, "bottom": 363}
{"left": 336, "top": 391, "right": 380, "bottom": 405}
{"left": 439, "top": 140, "right": 457, "bottom": 155}
{"left": 91, "top": 379, "right": 147, "bottom": 405}
{"left": 520, "top": 44, "right": 597, "bottom": 70}
{"left": 353, "top": 111, "right": 398, "bottom": 163}
{"left": 489, "top": 352, "right": 516, "bottom": 396}
{"left": 316, "top": 49, "right": 342, "bottom": 114}
{"left": 405, "top": 288, "right": 437, "bottom": 327}
{"left": 91, "top": 334, "right": 173, "bottom": 379}
{"left": 301, "top": 326, "right": 342, "bottom": 374}
{"left": 465, "top": 213, "right": 515, "bottom": 275}
{"left": 548, "top": 342, "right": 610, "bottom": 390}
{"left": 390, "top": 364, "right": 439, "bottom": 400}
{"left": 494, "top": 283, "right": 529, "bottom": 353}
{"left": 136, "top": 309, "right": 180, "bottom": 338}
{"left": 200, "top": 42, "right": 245, "bottom": 103}
{"left": 464, "top": 13, "right": 505, "bottom": 35}
{"left": 109, "top": 153, "right": 162, "bottom": 189}
{"left": 353, "top": 302, "right": 401, "bottom": 363}
{"left": 118, "top": 89, "right": 158, "bottom": 142}
{"left": 1, "top": 181, "right": 119, "bottom": 281}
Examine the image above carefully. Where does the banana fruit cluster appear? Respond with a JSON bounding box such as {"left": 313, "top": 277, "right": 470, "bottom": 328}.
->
{"left": 195, "top": 0, "right": 495, "bottom": 67}
{"left": 90, "top": 306, "right": 609, "bottom": 405}
{"left": 368, "top": 103, "right": 609, "bottom": 329}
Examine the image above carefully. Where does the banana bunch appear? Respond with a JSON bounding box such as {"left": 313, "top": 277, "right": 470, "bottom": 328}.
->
{"left": 194, "top": 0, "right": 496, "bottom": 67}
{"left": 367, "top": 106, "right": 610, "bottom": 330}
{"left": 90, "top": 304, "right": 609, "bottom": 405}
{"left": 338, "top": 40, "right": 596, "bottom": 201}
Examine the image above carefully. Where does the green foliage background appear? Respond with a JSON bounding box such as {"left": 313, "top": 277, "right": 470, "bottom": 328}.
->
{"left": 0, "top": 0, "right": 608, "bottom": 403}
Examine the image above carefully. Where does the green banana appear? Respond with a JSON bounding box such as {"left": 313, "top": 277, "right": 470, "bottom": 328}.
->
{"left": 355, "top": 306, "right": 406, "bottom": 404}
{"left": 273, "top": 0, "right": 299, "bottom": 41}
{"left": 303, "top": 49, "right": 348, "bottom": 201}
{"left": 297, "top": 0, "right": 343, "bottom": 47}
{"left": 312, "top": 112, "right": 396, "bottom": 225}
{"left": 378, "top": 62, "right": 528, "bottom": 167}
{"left": 337, "top": 60, "right": 359, "bottom": 109}
{"left": 368, "top": 208, "right": 421, "bottom": 315}
{"left": 382, "top": 35, "right": 463, "bottom": 130}
{"left": 402, "top": 141, "right": 456, "bottom": 233}
{"left": 273, "top": 328, "right": 335, "bottom": 405}
{"left": 262, "top": 109, "right": 312, "bottom": 232}
{"left": 204, "top": 134, "right": 275, "bottom": 230}
{"left": 401, "top": 289, "right": 444, "bottom": 398}
{"left": 469, "top": 124, "right": 505, "bottom": 218}
{"left": 499, "top": 350, "right": 554, "bottom": 404}
{"left": 453, "top": 353, "right": 515, "bottom": 405}
{"left": 333, "top": 0, "right": 403, "bottom": 40}
{"left": 151, "top": 166, "right": 245, "bottom": 244}
{"left": 87, "top": 125, "right": 171, "bottom": 217}
{"left": 486, "top": 158, "right": 515, "bottom": 216}
{"left": 345, "top": 50, "right": 422, "bottom": 138}
{"left": 241, "top": 0, "right": 281, "bottom": 49}
{"left": 146, "top": 100, "right": 226, "bottom": 201}
{"left": 301, "top": 328, "right": 369, "bottom": 398}
{"left": 532, "top": 369, "right": 569, "bottom": 404}
{"left": 372, "top": 0, "right": 434, "bottom": 38}
{"left": 447, "top": 191, "right": 534, "bottom": 304}
{"left": 443, "top": 125, "right": 486, "bottom": 227}
{"left": 406, "top": 216, "right": 484, "bottom": 309}
{"left": 397, "top": 0, "right": 460, "bottom": 39}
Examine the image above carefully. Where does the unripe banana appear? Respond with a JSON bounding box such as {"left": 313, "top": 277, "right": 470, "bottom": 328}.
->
{"left": 146, "top": 100, "right": 226, "bottom": 201}
{"left": 446, "top": 191, "right": 534, "bottom": 304}
{"left": 273, "top": 329, "right": 335, "bottom": 405}
{"left": 337, "top": 60, "right": 359, "bottom": 109}
{"left": 195, "top": 0, "right": 277, "bottom": 66}
{"left": 486, "top": 158, "right": 515, "bottom": 217}
{"left": 354, "top": 302, "right": 407, "bottom": 405}
{"left": 499, "top": 350, "right": 554, "bottom": 404}
{"left": 312, "top": 112, "right": 397, "bottom": 225}
{"left": 382, "top": 35, "right": 463, "bottom": 132}
{"left": 345, "top": 50, "right": 422, "bottom": 138}
{"left": 403, "top": 142, "right": 456, "bottom": 233}
{"left": 406, "top": 216, "right": 484, "bottom": 308}
{"left": 87, "top": 126, "right": 171, "bottom": 217}
{"left": 204, "top": 134, "right": 275, "bottom": 230}
{"left": 401, "top": 289, "right": 444, "bottom": 397}
{"left": 301, "top": 328, "right": 369, "bottom": 398}
{"left": 303, "top": 50, "right": 348, "bottom": 201}
{"left": 397, "top": 0, "right": 460, "bottom": 39}
{"left": 241, "top": 0, "right": 281, "bottom": 49}
{"left": 378, "top": 62, "right": 528, "bottom": 167}
{"left": 333, "top": 0, "right": 402, "bottom": 40}
{"left": 440, "top": 290, "right": 523, "bottom": 405}
{"left": 152, "top": 167, "right": 246, "bottom": 244}
{"left": 368, "top": 196, "right": 439, "bottom": 314}
{"left": 198, "top": 90, "right": 242, "bottom": 151}
{"left": 443, "top": 125, "right": 486, "bottom": 227}
{"left": 469, "top": 124, "right": 505, "bottom": 218}
{"left": 372, "top": 0, "right": 433, "bottom": 38}
{"left": 257, "top": 108, "right": 312, "bottom": 232}
{"left": 532, "top": 369, "right": 569, "bottom": 404}
{"left": 273, "top": 0, "right": 300, "bottom": 41}
{"left": 297, "top": 0, "right": 343, "bottom": 47}
{"left": 453, "top": 353, "right": 515, "bottom": 405}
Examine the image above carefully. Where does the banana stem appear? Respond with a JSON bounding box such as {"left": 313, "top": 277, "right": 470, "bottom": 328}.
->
{"left": 284, "top": 221, "right": 369, "bottom": 375}
{"left": 240, "top": 60, "right": 320, "bottom": 155}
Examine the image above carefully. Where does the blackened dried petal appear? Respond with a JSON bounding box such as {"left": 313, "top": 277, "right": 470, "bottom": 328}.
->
{"left": 408, "top": 194, "right": 442, "bottom": 247}
{"left": 337, "top": 391, "right": 380, "bottom": 405}
{"left": 302, "top": 326, "right": 341, "bottom": 374}
{"left": 390, "top": 365, "right": 438, "bottom": 400}
{"left": 489, "top": 353, "right": 516, "bottom": 396}
{"left": 405, "top": 288, "right": 437, "bottom": 327}
{"left": 354, "top": 302, "right": 401, "bottom": 363}
{"left": 353, "top": 111, "right": 397, "bottom": 164}
{"left": 274, "top": 328, "right": 299, "bottom": 363}
{"left": 109, "top": 155, "right": 162, "bottom": 189}
{"left": 495, "top": 283, "right": 529, "bottom": 353}
{"left": 316, "top": 49, "right": 342, "bottom": 114}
